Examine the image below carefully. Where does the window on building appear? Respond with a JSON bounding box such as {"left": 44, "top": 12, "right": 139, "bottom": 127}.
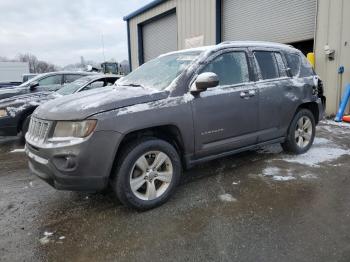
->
{"left": 38, "top": 75, "right": 62, "bottom": 86}
{"left": 200, "top": 51, "right": 250, "bottom": 86}
{"left": 254, "top": 51, "right": 279, "bottom": 80}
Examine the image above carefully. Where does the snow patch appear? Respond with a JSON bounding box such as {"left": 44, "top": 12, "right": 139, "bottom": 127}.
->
{"left": 272, "top": 176, "right": 296, "bottom": 181}
{"left": 282, "top": 147, "right": 350, "bottom": 167}
{"left": 301, "top": 173, "right": 318, "bottom": 179}
{"left": 10, "top": 148, "right": 25, "bottom": 153}
{"left": 321, "top": 119, "right": 350, "bottom": 128}
{"left": 219, "top": 193, "right": 237, "bottom": 202}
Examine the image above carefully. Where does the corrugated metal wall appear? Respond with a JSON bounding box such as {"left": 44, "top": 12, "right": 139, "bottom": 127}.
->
{"left": 222, "top": 0, "right": 317, "bottom": 43}
{"left": 128, "top": 0, "right": 216, "bottom": 69}
{"left": 315, "top": 0, "right": 350, "bottom": 115}
{"left": 128, "top": 0, "right": 177, "bottom": 70}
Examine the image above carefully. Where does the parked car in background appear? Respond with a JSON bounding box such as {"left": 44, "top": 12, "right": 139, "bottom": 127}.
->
{"left": 0, "top": 71, "right": 92, "bottom": 100}
{"left": 0, "top": 82, "right": 22, "bottom": 88}
{"left": 0, "top": 74, "right": 120, "bottom": 138}
{"left": 25, "top": 42, "right": 325, "bottom": 210}
{"left": 22, "top": 73, "right": 38, "bottom": 83}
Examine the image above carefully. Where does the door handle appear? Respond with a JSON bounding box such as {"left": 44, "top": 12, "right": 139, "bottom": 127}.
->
{"left": 248, "top": 90, "right": 256, "bottom": 97}
{"left": 240, "top": 91, "right": 248, "bottom": 98}
{"left": 240, "top": 90, "right": 256, "bottom": 99}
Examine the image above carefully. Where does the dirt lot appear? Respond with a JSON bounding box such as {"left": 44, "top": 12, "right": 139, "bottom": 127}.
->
{"left": 1, "top": 120, "right": 350, "bottom": 262}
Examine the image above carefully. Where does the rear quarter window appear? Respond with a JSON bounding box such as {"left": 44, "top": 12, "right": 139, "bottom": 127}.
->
{"left": 254, "top": 51, "right": 279, "bottom": 80}
{"left": 285, "top": 52, "right": 314, "bottom": 77}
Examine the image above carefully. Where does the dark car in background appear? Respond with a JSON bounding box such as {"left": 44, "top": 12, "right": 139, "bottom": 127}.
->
{"left": 0, "top": 74, "right": 120, "bottom": 138}
{"left": 0, "top": 71, "right": 92, "bottom": 100}
{"left": 25, "top": 42, "right": 325, "bottom": 210}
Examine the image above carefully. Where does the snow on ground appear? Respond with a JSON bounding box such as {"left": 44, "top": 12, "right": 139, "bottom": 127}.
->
{"left": 261, "top": 167, "right": 296, "bottom": 181}
{"left": 272, "top": 176, "right": 296, "bottom": 181}
{"left": 219, "top": 193, "right": 237, "bottom": 202}
{"left": 281, "top": 137, "right": 350, "bottom": 167}
{"left": 10, "top": 148, "right": 25, "bottom": 153}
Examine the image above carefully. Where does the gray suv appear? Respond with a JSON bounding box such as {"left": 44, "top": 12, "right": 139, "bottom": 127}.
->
{"left": 25, "top": 42, "right": 325, "bottom": 210}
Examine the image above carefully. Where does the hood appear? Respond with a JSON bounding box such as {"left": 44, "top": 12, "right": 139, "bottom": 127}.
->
{"left": 0, "top": 91, "right": 53, "bottom": 118}
{"left": 33, "top": 85, "right": 169, "bottom": 120}
{"left": 0, "top": 86, "right": 28, "bottom": 100}
{"left": 0, "top": 91, "right": 52, "bottom": 107}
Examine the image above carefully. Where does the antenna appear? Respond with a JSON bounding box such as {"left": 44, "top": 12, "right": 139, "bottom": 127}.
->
{"left": 101, "top": 33, "right": 106, "bottom": 62}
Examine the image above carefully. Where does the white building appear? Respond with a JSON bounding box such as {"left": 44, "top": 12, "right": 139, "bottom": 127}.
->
{"left": 124, "top": 0, "right": 350, "bottom": 115}
{"left": 0, "top": 62, "right": 29, "bottom": 83}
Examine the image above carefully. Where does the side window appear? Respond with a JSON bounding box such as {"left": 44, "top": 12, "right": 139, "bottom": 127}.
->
{"left": 274, "top": 52, "right": 287, "bottom": 77}
{"left": 254, "top": 51, "right": 279, "bottom": 80}
{"left": 38, "top": 75, "right": 62, "bottom": 86}
{"left": 105, "top": 78, "right": 117, "bottom": 86}
{"left": 200, "top": 51, "right": 250, "bottom": 86}
{"left": 82, "top": 80, "right": 105, "bottom": 91}
{"left": 64, "top": 74, "right": 83, "bottom": 84}
{"left": 285, "top": 53, "right": 301, "bottom": 77}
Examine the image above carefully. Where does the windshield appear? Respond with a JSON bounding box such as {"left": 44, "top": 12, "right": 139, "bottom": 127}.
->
{"left": 117, "top": 51, "right": 202, "bottom": 91}
{"left": 56, "top": 77, "right": 95, "bottom": 95}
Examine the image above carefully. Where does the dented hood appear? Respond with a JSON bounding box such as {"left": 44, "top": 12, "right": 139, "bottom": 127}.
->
{"left": 33, "top": 85, "right": 169, "bottom": 120}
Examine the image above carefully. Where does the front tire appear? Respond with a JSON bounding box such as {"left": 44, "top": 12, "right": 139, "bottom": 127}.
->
{"left": 112, "top": 138, "right": 182, "bottom": 211}
{"left": 282, "top": 109, "right": 316, "bottom": 154}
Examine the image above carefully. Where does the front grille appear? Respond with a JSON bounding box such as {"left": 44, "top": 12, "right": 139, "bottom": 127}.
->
{"left": 26, "top": 117, "right": 52, "bottom": 144}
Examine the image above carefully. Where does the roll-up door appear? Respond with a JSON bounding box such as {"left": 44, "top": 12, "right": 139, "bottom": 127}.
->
{"left": 142, "top": 12, "right": 178, "bottom": 62}
{"left": 222, "top": 0, "right": 317, "bottom": 44}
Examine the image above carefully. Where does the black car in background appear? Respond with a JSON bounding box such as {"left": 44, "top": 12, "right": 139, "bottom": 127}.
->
{"left": 0, "top": 74, "right": 120, "bottom": 138}
{"left": 0, "top": 71, "right": 92, "bottom": 100}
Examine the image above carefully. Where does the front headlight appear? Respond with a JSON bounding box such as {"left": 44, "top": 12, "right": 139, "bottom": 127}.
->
{"left": 50, "top": 120, "right": 97, "bottom": 139}
{"left": 0, "top": 109, "right": 8, "bottom": 118}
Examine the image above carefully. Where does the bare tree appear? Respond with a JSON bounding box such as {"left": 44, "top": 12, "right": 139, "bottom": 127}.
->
{"left": 18, "top": 53, "right": 58, "bottom": 73}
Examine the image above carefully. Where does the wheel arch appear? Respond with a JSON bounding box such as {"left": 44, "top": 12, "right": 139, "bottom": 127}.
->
{"left": 17, "top": 106, "right": 37, "bottom": 133}
{"left": 109, "top": 124, "right": 186, "bottom": 179}
{"left": 296, "top": 101, "right": 320, "bottom": 124}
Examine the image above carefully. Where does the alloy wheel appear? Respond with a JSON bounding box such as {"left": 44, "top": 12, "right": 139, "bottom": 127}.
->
{"left": 294, "top": 116, "right": 313, "bottom": 148}
{"left": 129, "top": 151, "right": 173, "bottom": 201}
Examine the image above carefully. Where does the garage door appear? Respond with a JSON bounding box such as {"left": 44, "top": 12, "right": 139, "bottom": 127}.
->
{"left": 222, "top": 0, "right": 317, "bottom": 44}
{"left": 142, "top": 12, "right": 178, "bottom": 62}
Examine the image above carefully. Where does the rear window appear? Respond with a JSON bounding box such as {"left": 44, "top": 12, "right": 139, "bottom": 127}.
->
{"left": 254, "top": 51, "right": 279, "bottom": 80}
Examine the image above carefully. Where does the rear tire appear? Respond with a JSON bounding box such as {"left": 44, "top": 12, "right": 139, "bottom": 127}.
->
{"left": 112, "top": 137, "right": 182, "bottom": 211}
{"left": 282, "top": 109, "right": 316, "bottom": 154}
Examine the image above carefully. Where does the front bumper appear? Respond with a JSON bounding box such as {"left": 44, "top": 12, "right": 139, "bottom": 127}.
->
{"left": 26, "top": 130, "right": 122, "bottom": 191}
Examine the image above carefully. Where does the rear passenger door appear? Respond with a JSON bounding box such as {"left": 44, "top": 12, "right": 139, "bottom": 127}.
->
{"left": 191, "top": 49, "right": 259, "bottom": 158}
{"left": 253, "top": 50, "right": 292, "bottom": 142}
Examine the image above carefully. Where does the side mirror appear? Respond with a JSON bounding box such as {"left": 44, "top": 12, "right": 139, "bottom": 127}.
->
{"left": 192, "top": 72, "right": 219, "bottom": 93}
{"left": 29, "top": 81, "right": 39, "bottom": 91}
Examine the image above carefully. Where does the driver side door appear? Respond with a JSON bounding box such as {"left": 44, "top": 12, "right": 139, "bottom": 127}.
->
{"left": 36, "top": 74, "right": 63, "bottom": 92}
{"left": 191, "top": 49, "right": 259, "bottom": 158}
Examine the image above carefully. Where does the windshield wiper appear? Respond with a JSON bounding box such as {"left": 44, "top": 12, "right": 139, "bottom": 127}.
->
{"left": 119, "top": 82, "right": 145, "bottom": 88}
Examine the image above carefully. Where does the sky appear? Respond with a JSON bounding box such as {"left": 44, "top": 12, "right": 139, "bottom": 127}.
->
{"left": 0, "top": 0, "right": 153, "bottom": 66}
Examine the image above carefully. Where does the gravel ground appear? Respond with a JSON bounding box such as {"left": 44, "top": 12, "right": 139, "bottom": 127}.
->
{"left": 1, "top": 120, "right": 350, "bottom": 262}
